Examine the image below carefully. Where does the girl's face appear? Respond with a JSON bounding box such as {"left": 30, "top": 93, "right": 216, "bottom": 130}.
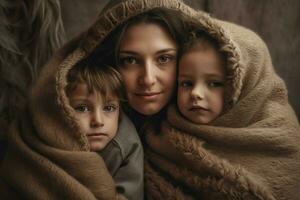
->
{"left": 118, "top": 23, "right": 177, "bottom": 115}
{"left": 177, "top": 48, "right": 225, "bottom": 124}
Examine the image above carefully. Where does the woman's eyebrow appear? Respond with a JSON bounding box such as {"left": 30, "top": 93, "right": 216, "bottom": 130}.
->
{"left": 119, "top": 48, "right": 176, "bottom": 55}
{"left": 156, "top": 48, "right": 177, "bottom": 54}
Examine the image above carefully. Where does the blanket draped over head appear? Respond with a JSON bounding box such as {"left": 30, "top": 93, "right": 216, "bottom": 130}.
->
{"left": 1, "top": 0, "right": 299, "bottom": 199}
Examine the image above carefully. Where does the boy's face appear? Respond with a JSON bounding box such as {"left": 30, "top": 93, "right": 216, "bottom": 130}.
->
{"left": 177, "top": 48, "right": 225, "bottom": 124}
{"left": 68, "top": 83, "right": 119, "bottom": 151}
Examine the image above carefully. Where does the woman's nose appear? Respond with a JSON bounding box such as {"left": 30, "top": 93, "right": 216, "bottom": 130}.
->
{"left": 90, "top": 111, "right": 104, "bottom": 127}
{"left": 138, "top": 61, "right": 156, "bottom": 86}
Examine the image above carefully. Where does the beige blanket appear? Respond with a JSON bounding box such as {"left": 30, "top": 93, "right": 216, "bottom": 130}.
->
{"left": 1, "top": 0, "right": 299, "bottom": 199}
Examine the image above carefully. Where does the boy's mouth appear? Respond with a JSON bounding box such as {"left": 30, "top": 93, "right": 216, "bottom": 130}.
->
{"left": 87, "top": 133, "right": 107, "bottom": 137}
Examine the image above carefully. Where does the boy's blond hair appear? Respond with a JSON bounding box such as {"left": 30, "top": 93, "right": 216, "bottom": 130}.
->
{"left": 66, "top": 63, "right": 123, "bottom": 101}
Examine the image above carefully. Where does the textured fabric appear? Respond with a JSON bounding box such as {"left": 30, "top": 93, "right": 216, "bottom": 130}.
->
{"left": 100, "top": 113, "right": 144, "bottom": 200}
{"left": 1, "top": 0, "right": 299, "bottom": 199}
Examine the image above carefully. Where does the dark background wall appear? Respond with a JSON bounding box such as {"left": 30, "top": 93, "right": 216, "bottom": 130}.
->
{"left": 60, "top": 0, "right": 300, "bottom": 119}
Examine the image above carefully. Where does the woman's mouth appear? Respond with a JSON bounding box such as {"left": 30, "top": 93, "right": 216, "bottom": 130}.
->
{"left": 135, "top": 92, "right": 162, "bottom": 100}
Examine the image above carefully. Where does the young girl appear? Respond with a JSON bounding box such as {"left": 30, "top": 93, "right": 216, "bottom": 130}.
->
{"left": 177, "top": 32, "right": 226, "bottom": 125}
{"left": 66, "top": 63, "right": 143, "bottom": 200}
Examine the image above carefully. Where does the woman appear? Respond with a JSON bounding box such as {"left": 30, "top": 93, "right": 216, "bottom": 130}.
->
{"left": 87, "top": 5, "right": 187, "bottom": 132}
{"left": 1, "top": 0, "right": 299, "bottom": 199}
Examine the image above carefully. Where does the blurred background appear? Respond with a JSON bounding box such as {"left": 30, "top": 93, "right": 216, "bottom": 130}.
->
{"left": 1, "top": 0, "right": 299, "bottom": 132}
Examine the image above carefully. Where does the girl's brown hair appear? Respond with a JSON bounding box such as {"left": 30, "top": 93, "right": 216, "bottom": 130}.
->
{"left": 178, "top": 30, "right": 224, "bottom": 60}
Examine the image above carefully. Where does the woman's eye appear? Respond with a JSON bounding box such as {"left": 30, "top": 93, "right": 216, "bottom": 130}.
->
{"left": 179, "top": 80, "right": 193, "bottom": 88}
{"left": 120, "top": 56, "right": 137, "bottom": 65}
{"left": 208, "top": 81, "right": 224, "bottom": 88}
{"left": 158, "top": 55, "right": 173, "bottom": 64}
{"left": 103, "top": 105, "right": 117, "bottom": 112}
{"left": 74, "top": 105, "right": 89, "bottom": 112}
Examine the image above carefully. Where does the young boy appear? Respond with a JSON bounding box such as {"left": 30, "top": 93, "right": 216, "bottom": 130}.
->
{"left": 177, "top": 32, "right": 226, "bottom": 124}
{"left": 66, "top": 63, "right": 143, "bottom": 200}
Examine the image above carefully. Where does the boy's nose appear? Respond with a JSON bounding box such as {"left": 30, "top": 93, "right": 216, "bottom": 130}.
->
{"left": 91, "top": 111, "right": 104, "bottom": 127}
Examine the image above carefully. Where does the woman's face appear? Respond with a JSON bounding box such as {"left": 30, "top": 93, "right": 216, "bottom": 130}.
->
{"left": 118, "top": 22, "right": 177, "bottom": 115}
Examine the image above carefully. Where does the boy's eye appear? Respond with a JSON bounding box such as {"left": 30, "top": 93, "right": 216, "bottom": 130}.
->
{"left": 74, "top": 105, "right": 89, "bottom": 112}
{"left": 179, "top": 80, "right": 193, "bottom": 88}
{"left": 208, "top": 81, "right": 224, "bottom": 88}
{"left": 120, "top": 56, "right": 137, "bottom": 65}
{"left": 103, "top": 104, "right": 117, "bottom": 112}
{"left": 157, "top": 55, "right": 173, "bottom": 64}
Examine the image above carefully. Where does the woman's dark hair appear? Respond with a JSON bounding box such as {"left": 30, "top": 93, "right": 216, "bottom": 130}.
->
{"left": 88, "top": 7, "right": 188, "bottom": 67}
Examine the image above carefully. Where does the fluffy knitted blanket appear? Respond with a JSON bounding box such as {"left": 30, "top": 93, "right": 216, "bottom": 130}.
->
{"left": 145, "top": 104, "right": 300, "bottom": 200}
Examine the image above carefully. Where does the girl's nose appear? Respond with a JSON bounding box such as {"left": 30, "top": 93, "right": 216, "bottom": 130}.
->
{"left": 191, "top": 85, "right": 205, "bottom": 100}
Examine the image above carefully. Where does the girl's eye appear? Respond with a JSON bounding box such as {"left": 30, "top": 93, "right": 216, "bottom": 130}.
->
{"left": 179, "top": 80, "right": 193, "bottom": 88}
{"left": 74, "top": 105, "right": 89, "bottom": 112}
{"left": 119, "top": 56, "right": 137, "bottom": 65}
{"left": 208, "top": 81, "right": 224, "bottom": 88}
{"left": 157, "top": 55, "right": 173, "bottom": 64}
{"left": 103, "top": 105, "right": 117, "bottom": 112}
